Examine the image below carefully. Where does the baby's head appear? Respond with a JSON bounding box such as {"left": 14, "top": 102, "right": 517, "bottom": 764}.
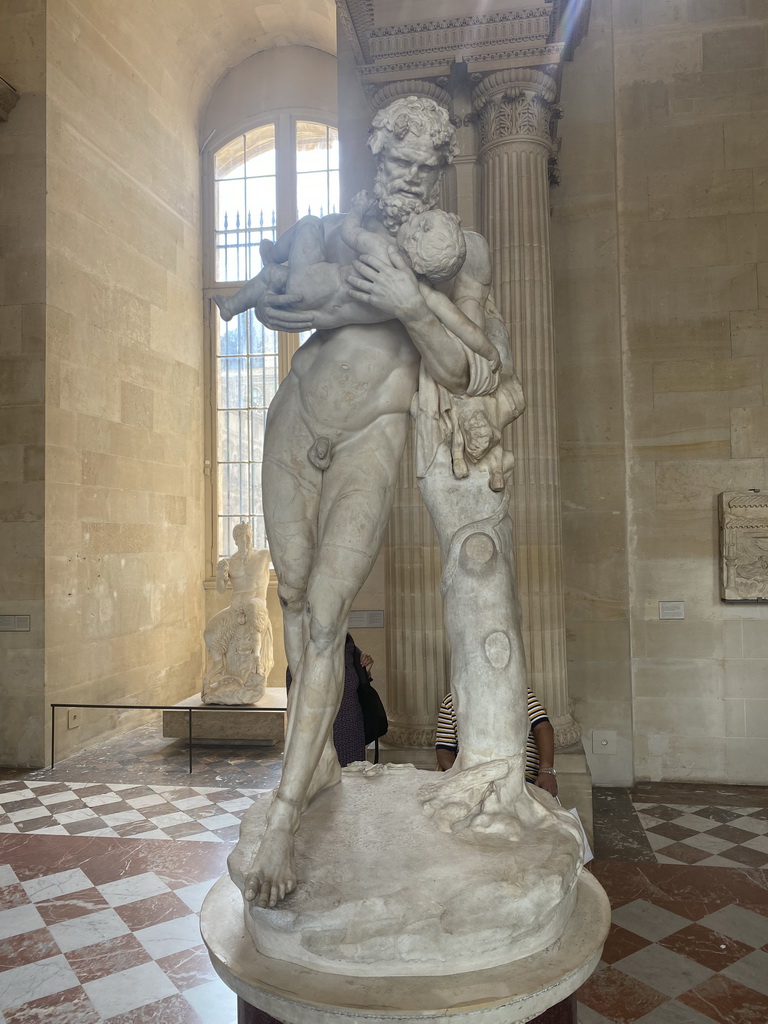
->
{"left": 396, "top": 210, "right": 466, "bottom": 284}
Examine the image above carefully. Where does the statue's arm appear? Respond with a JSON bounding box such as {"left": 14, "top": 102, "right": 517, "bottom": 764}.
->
{"left": 215, "top": 558, "right": 230, "bottom": 594}
{"left": 418, "top": 284, "right": 499, "bottom": 369}
{"left": 347, "top": 235, "right": 497, "bottom": 395}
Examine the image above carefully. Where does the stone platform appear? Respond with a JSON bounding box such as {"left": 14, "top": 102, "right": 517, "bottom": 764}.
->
{"left": 161, "top": 688, "right": 287, "bottom": 744}
{"left": 227, "top": 764, "right": 588, "bottom": 977}
{"left": 201, "top": 868, "right": 609, "bottom": 1024}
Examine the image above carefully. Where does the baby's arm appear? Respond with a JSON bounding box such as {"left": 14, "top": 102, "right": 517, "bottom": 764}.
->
{"left": 417, "top": 283, "right": 500, "bottom": 368}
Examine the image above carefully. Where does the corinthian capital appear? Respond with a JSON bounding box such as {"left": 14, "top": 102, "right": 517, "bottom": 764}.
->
{"left": 367, "top": 78, "right": 451, "bottom": 114}
{"left": 471, "top": 68, "right": 558, "bottom": 154}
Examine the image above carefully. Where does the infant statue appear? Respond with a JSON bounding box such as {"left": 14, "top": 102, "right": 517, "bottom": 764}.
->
{"left": 202, "top": 521, "right": 274, "bottom": 705}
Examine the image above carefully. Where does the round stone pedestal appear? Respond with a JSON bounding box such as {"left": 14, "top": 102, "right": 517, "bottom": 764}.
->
{"left": 226, "top": 765, "right": 586, "bottom": 977}
{"left": 201, "top": 870, "right": 610, "bottom": 1024}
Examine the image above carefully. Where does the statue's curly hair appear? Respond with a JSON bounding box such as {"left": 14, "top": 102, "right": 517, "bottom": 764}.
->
{"left": 368, "top": 96, "right": 457, "bottom": 164}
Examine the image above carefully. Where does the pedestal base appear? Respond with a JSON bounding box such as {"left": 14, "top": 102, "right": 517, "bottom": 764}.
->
{"left": 201, "top": 870, "right": 609, "bottom": 1024}
{"left": 228, "top": 765, "right": 583, "bottom": 977}
{"left": 236, "top": 993, "right": 576, "bottom": 1024}
{"left": 161, "top": 689, "right": 286, "bottom": 743}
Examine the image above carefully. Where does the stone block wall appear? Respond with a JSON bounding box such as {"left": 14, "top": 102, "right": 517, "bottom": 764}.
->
{"left": 0, "top": 0, "right": 47, "bottom": 766}
{"left": 554, "top": 0, "right": 768, "bottom": 784}
{"left": 41, "top": 0, "right": 207, "bottom": 762}
{"left": 0, "top": 0, "right": 338, "bottom": 768}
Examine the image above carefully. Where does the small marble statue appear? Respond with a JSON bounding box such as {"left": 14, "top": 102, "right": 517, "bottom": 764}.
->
{"left": 202, "top": 522, "right": 273, "bottom": 705}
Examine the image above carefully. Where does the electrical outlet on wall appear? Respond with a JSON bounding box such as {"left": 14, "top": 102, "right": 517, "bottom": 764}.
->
{"left": 67, "top": 710, "right": 81, "bottom": 730}
{"left": 592, "top": 730, "right": 617, "bottom": 755}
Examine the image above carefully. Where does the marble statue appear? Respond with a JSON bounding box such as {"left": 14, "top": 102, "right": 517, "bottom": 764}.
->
{"left": 221, "top": 96, "right": 583, "bottom": 974}
{"left": 202, "top": 521, "right": 274, "bottom": 705}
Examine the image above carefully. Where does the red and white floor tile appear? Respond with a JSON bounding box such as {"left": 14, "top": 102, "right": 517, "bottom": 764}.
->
{"left": 577, "top": 862, "right": 768, "bottom": 1024}
{"left": 631, "top": 801, "right": 768, "bottom": 869}
{"left": 0, "top": 833, "right": 236, "bottom": 1023}
{"left": 2, "top": 756, "right": 767, "bottom": 1023}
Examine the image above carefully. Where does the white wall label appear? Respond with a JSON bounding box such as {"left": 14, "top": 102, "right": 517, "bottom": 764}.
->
{"left": 658, "top": 601, "right": 685, "bottom": 619}
{"left": 348, "top": 610, "right": 384, "bottom": 628}
{"left": 0, "top": 615, "right": 30, "bottom": 631}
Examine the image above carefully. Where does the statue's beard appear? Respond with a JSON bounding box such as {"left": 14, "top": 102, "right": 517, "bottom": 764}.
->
{"left": 373, "top": 172, "right": 440, "bottom": 232}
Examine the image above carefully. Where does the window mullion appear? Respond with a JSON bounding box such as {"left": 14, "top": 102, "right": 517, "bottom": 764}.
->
{"left": 276, "top": 114, "right": 297, "bottom": 232}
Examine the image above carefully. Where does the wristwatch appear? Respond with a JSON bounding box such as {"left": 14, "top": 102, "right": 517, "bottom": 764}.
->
{"left": 538, "top": 767, "right": 557, "bottom": 776}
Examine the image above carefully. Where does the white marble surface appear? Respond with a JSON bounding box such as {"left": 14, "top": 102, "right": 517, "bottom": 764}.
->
{"left": 201, "top": 867, "right": 610, "bottom": 1024}
{"left": 227, "top": 765, "right": 583, "bottom": 978}
{"left": 203, "top": 523, "right": 273, "bottom": 706}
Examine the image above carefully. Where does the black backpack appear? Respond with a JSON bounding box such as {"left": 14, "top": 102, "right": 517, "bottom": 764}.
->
{"left": 352, "top": 644, "right": 388, "bottom": 762}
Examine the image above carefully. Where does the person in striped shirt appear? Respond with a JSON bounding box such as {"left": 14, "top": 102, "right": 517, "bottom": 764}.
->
{"left": 435, "top": 689, "right": 558, "bottom": 796}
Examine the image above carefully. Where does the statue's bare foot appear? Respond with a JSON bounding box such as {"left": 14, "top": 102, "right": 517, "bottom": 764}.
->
{"left": 213, "top": 293, "right": 234, "bottom": 322}
{"left": 243, "top": 823, "right": 297, "bottom": 909}
{"left": 350, "top": 189, "right": 371, "bottom": 213}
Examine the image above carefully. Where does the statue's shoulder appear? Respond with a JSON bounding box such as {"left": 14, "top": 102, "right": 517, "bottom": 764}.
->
{"left": 459, "top": 230, "right": 492, "bottom": 288}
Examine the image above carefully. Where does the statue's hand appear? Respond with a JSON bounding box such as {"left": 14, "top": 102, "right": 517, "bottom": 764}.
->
{"left": 255, "top": 290, "right": 314, "bottom": 333}
{"left": 347, "top": 250, "right": 426, "bottom": 323}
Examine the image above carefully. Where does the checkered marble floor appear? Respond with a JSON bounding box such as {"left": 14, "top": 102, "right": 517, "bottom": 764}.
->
{"left": 633, "top": 802, "right": 768, "bottom": 869}
{"left": 0, "top": 833, "right": 236, "bottom": 1023}
{"left": 579, "top": 862, "right": 768, "bottom": 1024}
{"left": 2, "top": 741, "right": 767, "bottom": 1024}
{"left": 0, "top": 781, "right": 265, "bottom": 844}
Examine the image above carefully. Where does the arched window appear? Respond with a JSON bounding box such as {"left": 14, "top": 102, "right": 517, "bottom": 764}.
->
{"left": 201, "top": 48, "right": 338, "bottom": 573}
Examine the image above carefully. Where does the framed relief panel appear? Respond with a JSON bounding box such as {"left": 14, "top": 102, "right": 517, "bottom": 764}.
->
{"left": 719, "top": 490, "right": 768, "bottom": 601}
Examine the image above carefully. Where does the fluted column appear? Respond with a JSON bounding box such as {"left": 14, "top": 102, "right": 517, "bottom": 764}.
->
{"left": 384, "top": 424, "right": 449, "bottom": 747}
{"left": 372, "top": 80, "right": 452, "bottom": 747}
{"left": 472, "top": 68, "right": 580, "bottom": 748}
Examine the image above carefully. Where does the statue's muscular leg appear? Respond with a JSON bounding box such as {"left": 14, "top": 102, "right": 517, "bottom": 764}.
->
{"left": 245, "top": 425, "right": 406, "bottom": 908}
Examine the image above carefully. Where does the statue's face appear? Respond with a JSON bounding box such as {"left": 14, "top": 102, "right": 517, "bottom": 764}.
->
{"left": 377, "top": 135, "right": 444, "bottom": 206}
{"left": 233, "top": 522, "right": 251, "bottom": 548}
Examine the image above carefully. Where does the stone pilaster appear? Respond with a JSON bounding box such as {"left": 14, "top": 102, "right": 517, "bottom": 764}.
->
{"left": 472, "top": 68, "right": 580, "bottom": 748}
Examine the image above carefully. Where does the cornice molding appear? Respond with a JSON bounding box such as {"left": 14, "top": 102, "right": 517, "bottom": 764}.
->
{"left": 336, "top": 1, "right": 567, "bottom": 84}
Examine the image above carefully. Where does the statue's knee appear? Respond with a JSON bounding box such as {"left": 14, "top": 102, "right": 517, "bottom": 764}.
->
{"left": 307, "top": 613, "right": 337, "bottom": 654}
{"left": 278, "top": 586, "right": 303, "bottom": 616}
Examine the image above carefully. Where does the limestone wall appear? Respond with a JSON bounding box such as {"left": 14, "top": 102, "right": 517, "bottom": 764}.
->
{"left": 554, "top": 0, "right": 768, "bottom": 784}
{"left": 0, "top": 1, "right": 47, "bottom": 766}
{"left": 1, "top": 0, "right": 337, "bottom": 768}
{"left": 42, "top": 0, "right": 207, "bottom": 761}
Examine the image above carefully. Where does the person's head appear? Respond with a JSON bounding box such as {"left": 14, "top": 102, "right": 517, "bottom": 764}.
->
{"left": 232, "top": 520, "right": 252, "bottom": 550}
{"left": 368, "top": 96, "right": 457, "bottom": 231}
{"left": 396, "top": 210, "right": 466, "bottom": 284}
